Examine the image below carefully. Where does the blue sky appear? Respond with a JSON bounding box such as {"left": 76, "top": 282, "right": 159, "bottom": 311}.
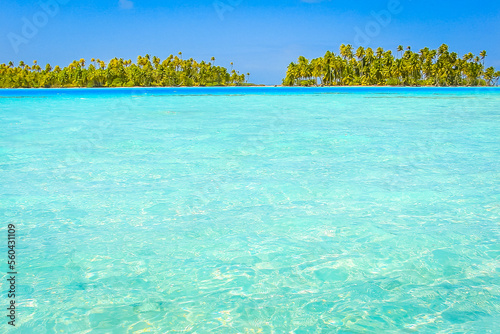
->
{"left": 1, "top": 0, "right": 499, "bottom": 84}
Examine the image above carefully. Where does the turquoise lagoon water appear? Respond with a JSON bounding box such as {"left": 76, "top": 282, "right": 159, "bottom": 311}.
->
{"left": 1, "top": 87, "right": 499, "bottom": 333}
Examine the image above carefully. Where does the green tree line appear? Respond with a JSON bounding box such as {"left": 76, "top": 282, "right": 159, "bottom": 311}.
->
{"left": 283, "top": 44, "right": 500, "bottom": 87}
{"left": 0, "top": 54, "right": 250, "bottom": 88}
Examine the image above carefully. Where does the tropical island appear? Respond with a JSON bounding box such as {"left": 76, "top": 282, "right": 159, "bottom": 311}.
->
{"left": 0, "top": 54, "right": 249, "bottom": 88}
{"left": 1, "top": 45, "right": 499, "bottom": 88}
{"left": 282, "top": 44, "right": 500, "bottom": 87}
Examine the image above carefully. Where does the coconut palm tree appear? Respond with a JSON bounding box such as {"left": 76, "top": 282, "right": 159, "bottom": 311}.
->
{"left": 479, "top": 50, "right": 487, "bottom": 66}
{"left": 397, "top": 45, "right": 404, "bottom": 58}
{"left": 340, "top": 44, "right": 354, "bottom": 61}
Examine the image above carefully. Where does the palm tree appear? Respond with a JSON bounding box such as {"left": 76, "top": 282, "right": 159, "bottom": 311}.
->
{"left": 340, "top": 44, "right": 354, "bottom": 61}
{"left": 311, "top": 58, "right": 324, "bottom": 85}
{"left": 484, "top": 67, "right": 495, "bottom": 85}
{"left": 355, "top": 46, "right": 365, "bottom": 60}
{"left": 397, "top": 45, "right": 404, "bottom": 58}
{"left": 493, "top": 71, "right": 500, "bottom": 86}
{"left": 297, "top": 56, "right": 311, "bottom": 84}
{"left": 479, "top": 50, "right": 487, "bottom": 66}
{"left": 437, "top": 44, "right": 449, "bottom": 56}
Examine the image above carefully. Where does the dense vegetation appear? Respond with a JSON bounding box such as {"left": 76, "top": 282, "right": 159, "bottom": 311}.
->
{"left": 0, "top": 54, "right": 249, "bottom": 88}
{"left": 283, "top": 44, "right": 500, "bottom": 86}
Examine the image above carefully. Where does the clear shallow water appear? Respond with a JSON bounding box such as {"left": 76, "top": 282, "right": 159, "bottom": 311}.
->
{"left": 1, "top": 87, "right": 499, "bottom": 333}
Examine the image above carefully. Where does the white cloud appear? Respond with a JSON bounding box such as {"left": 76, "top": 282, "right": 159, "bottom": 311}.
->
{"left": 119, "top": 0, "right": 134, "bottom": 10}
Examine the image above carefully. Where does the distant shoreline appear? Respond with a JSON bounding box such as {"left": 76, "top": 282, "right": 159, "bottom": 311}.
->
{"left": 2, "top": 84, "right": 498, "bottom": 89}
{"left": 2, "top": 46, "right": 498, "bottom": 88}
